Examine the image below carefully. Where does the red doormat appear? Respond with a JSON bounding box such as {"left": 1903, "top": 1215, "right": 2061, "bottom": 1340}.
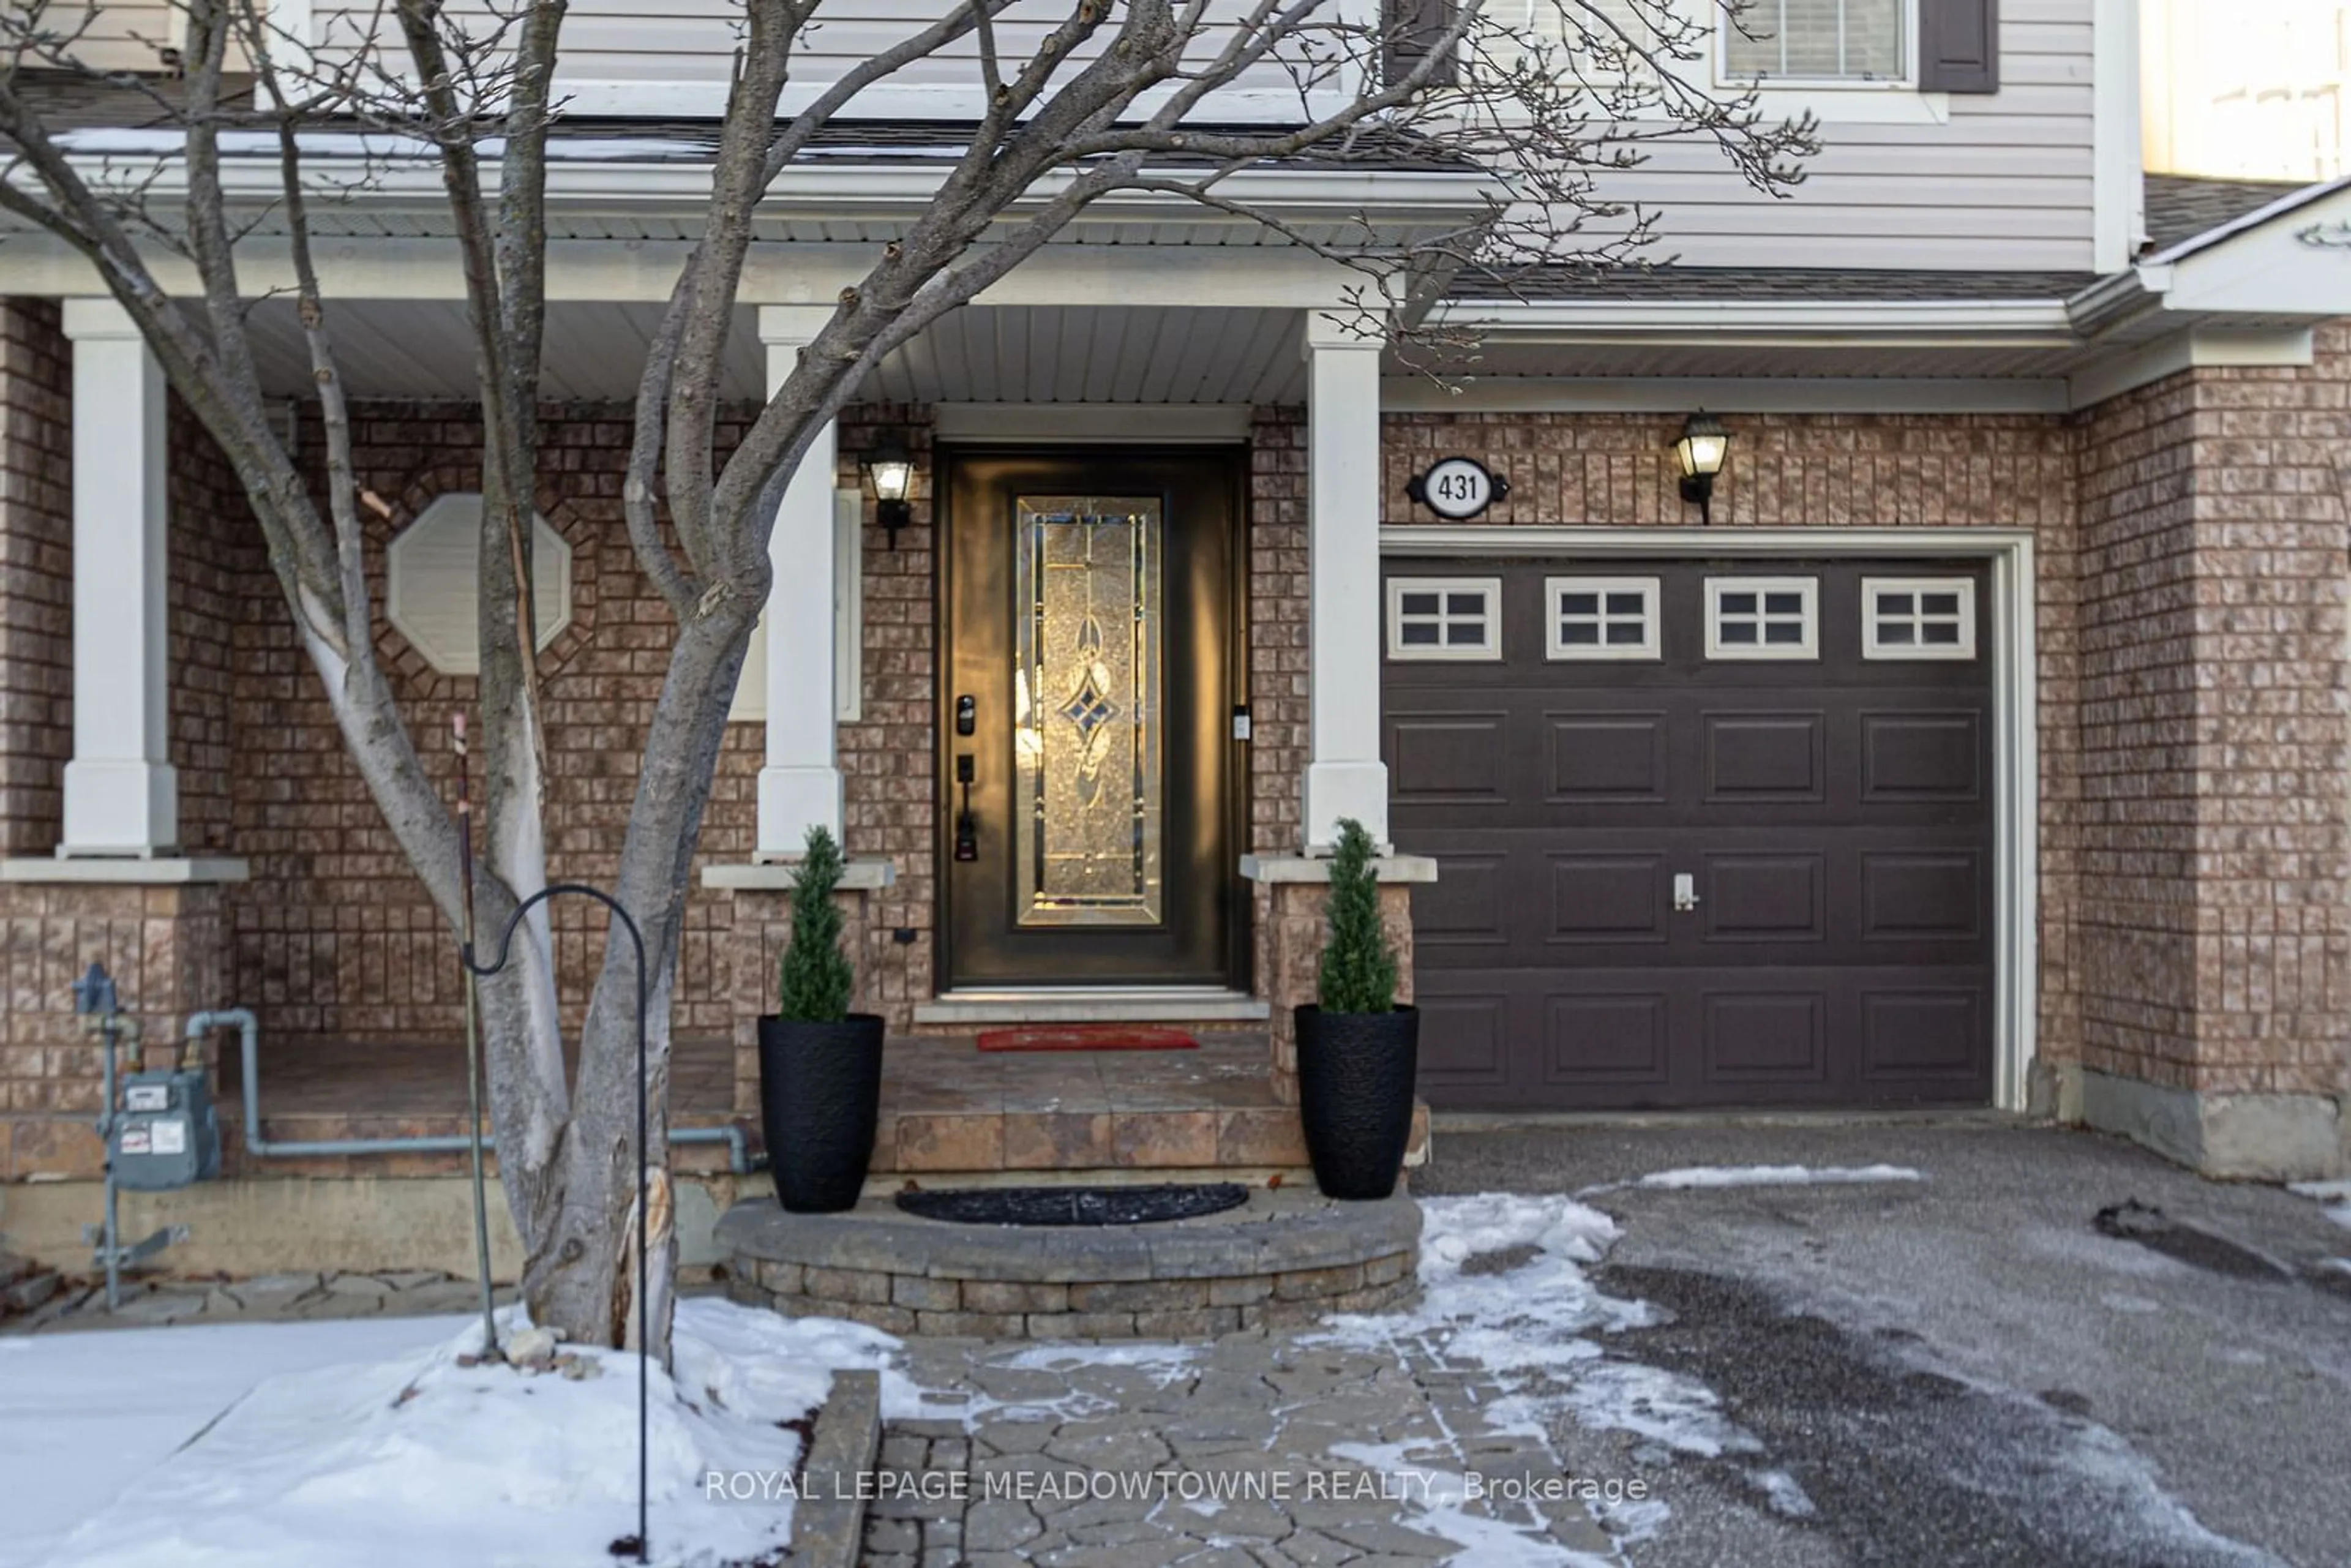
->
{"left": 977, "top": 1026, "right": 1199, "bottom": 1052}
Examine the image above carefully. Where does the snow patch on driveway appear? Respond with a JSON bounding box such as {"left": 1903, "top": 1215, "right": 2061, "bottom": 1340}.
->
{"left": 1327, "top": 1441, "right": 1621, "bottom": 1567}
{"left": 1627, "top": 1163, "right": 1924, "bottom": 1191}
{"left": 1318, "top": 1193, "right": 1758, "bottom": 1555}
{"left": 2288, "top": 1179, "right": 2351, "bottom": 1232}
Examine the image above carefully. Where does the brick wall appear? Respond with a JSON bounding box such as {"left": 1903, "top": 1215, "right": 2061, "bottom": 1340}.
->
{"left": 836, "top": 408, "right": 938, "bottom": 1026}
{"left": 2184, "top": 329, "right": 2351, "bottom": 1100}
{"left": 226, "top": 402, "right": 759, "bottom": 1044}
{"left": 170, "top": 398, "right": 250, "bottom": 855}
{"left": 0, "top": 299, "right": 72, "bottom": 857}
{"left": 8, "top": 350, "right": 2331, "bottom": 1131}
{"left": 2071, "top": 325, "right": 2351, "bottom": 1101}
{"left": 218, "top": 401, "right": 943, "bottom": 1046}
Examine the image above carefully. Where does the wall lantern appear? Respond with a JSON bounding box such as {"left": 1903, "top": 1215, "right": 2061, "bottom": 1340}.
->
{"left": 1673, "top": 411, "right": 1731, "bottom": 526}
{"left": 861, "top": 440, "right": 915, "bottom": 547}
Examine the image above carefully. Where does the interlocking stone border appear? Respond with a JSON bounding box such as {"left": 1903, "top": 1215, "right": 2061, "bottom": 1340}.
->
{"left": 789, "top": 1368, "right": 882, "bottom": 1568}
{"left": 718, "top": 1188, "right": 1420, "bottom": 1338}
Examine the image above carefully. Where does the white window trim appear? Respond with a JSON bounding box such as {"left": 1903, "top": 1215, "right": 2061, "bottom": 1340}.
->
{"left": 1545, "top": 574, "right": 1662, "bottom": 661}
{"left": 1715, "top": 0, "right": 1919, "bottom": 91}
{"left": 1705, "top": 576, "right": 1819, "bottom": 661}
{"left": 1386, "top": 575, "right": 1503, "bottom": 662}
{"left": 1862, "top": 576, "right": 1978, "bottom": 661}
{"left": 730, "top": 488, "right": 864, "bottom": 722}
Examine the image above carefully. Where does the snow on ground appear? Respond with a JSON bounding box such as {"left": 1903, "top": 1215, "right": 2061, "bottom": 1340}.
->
{"left": 2287, "top": 1179, "right": 2351, "bottom": 1232}
{"left": 1326, "top": 1442, "right": 1621, "bottom": 1568}
{"left": 17, "top": 1298, "right": 904, "bottom": 1568}
{"left": 1626, "top": 1165, "right": 1924, "bottom": 1191}
{"left": 1314, "top": 1193, "right": 1739, "bottom": 1561}
{"left": 0, "top": 1315, "right": 463, "bottom": 1568}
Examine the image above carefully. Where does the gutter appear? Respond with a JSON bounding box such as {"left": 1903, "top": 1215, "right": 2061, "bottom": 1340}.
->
{"left": 1425, "top": 294, "right": 2081, "bottom": 344}
{"left": 32, "top": 141, "right": 1500, "bottom": 225}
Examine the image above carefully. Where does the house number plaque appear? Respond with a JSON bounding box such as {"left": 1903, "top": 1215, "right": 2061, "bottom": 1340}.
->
{"left": 1406, "top": 456, "right": 1509, "bottom": 520}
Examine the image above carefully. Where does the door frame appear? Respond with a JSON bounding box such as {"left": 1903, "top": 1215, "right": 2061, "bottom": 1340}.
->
{"left": 1381, "top": 525, "right": 2039, "bottom": 1113}
{"left": 933, "top": 441, "right": 1253, "bottom": 995}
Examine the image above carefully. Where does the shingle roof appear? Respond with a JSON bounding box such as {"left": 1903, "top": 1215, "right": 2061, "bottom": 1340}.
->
{"left": 2142, "top": 173, "right": 2314, "bottom": 251}
{"left": 1445, "top": 266, "right": 2101, "bottom": 303}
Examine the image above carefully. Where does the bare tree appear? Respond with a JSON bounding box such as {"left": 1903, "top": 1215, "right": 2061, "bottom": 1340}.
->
{"left": 0, "top": 0, "right": 1810, "bottom": 1351}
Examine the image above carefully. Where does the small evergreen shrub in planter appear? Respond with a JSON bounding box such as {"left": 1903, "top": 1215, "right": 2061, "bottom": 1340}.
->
{"left": 756, "top": 827, "right": 885, "bottom": 1213}
{"left": 1294, "top": 818, "right": 1419, "bottom": 1201}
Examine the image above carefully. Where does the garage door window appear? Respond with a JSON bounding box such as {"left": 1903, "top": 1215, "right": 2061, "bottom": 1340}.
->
{"left": 1863, "top": 577, "right": 1976, "bottom": 659}
{"left": 1547, "top": 576, "right": 1660, "bottom": 660}
{"left": 1387, "top": 577, "right": 1502, "bottom": 661}
{"left": 1706, "top": 577, "right": 1817, "bottom": 660}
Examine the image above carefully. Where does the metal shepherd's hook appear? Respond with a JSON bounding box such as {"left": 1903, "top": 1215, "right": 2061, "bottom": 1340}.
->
{"left": 451, "top": 722, "right": 655, "bottom": 1566}
{"left": 451, "top": 712, "right": 501, "bottom": 1360}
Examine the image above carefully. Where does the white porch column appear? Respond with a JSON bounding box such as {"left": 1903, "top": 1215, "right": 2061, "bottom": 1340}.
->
{"left": 754, "top": 305, "right": 843, "bottom": 857}
{"left": 1300, "top": 313, "right": 1388, "bottom": 851}
{"left": 59, "top": 299, "right": 176, "bottom": 857}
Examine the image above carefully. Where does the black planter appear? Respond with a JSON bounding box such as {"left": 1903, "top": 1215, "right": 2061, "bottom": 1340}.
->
{"left": 757, "top": 1013, "right": 885, "bottom": 1213}
{"left": 1293, "top": 1004, "right": 1419, "bottom": 1201}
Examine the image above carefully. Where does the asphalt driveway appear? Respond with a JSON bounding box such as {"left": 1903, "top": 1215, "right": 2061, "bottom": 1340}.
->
{"left": 1418, "top": 1119, "right": 2351, "bottom": 1568}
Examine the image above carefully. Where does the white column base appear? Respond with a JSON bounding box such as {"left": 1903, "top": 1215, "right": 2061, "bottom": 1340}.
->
{"left": 59, "top": 759, "right": 178, "bottom": 856}
{"left": 1302, "top": 760, "right": 1389, "bottom": 853}
{"left": 756, "top": 766, "right": 846, "bottom": 860}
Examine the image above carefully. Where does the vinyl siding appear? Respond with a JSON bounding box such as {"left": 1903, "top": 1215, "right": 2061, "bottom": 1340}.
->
{"left": 306, "top": 0, "right": 1358, "bottom": 121}
{"left": 1607, "top": 0, "right": 2097, "bottom": 269}
{"left": 22, "top": 2, "right": 182, "bottom": 70}
{"left": 51, "top": 0, "right": 2094, "bottom": 273}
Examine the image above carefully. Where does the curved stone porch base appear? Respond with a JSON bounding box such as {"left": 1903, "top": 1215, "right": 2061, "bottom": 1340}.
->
{"left": 716, "top": 1186, "right": 1420, "bottom": 1338}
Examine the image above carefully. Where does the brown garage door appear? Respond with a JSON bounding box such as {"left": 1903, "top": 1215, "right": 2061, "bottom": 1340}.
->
{"left": 1384, "top": 557, "right": 1994, "bottom": 1110}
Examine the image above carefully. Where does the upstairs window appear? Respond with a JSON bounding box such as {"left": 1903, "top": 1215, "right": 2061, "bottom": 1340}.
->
{"left": 1723, "top": 0, "right": 1910, "bottom": 84}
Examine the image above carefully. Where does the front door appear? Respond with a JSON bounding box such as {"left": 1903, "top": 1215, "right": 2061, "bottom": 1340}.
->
{"left": 941, "top": 449, "right": 1240, "bottom": 989}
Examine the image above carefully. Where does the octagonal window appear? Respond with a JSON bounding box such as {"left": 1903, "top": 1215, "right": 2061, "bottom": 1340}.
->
{"left": 386, "top": 495, "right": 572, "bottom": 677}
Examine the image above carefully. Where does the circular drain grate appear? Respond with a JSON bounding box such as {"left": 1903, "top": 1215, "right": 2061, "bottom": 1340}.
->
{"left": 896, "top": 1182, "right": 1250, "bottom": 1227}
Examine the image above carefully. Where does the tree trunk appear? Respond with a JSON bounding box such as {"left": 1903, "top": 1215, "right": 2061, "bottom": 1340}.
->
{"left": 496, "top": 596, "right": 758, "bottom": 1354}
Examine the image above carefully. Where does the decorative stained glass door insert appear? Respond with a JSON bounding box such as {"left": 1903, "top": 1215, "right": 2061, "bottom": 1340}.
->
{"left": 1012, "top": 497, "right": 1164, "bottom": 926}
{"left": 941, "top": 449, "right": 1236, "bottom": 989}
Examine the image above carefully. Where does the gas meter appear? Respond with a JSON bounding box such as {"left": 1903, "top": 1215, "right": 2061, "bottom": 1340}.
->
{"left": 109, "top": 1068, "right": 221, "bottom": 1191}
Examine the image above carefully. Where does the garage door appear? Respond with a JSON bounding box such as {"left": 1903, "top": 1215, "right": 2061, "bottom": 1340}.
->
{"left": 1384, "top": 557, "right": 1995, "bottom": 1110}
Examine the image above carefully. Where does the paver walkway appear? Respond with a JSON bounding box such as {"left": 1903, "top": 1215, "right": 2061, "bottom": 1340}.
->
{"left": 859, "top": 1327, "right": 1630, "bottom": 1566}
{"left": 0, "top": 1269, "right": 511, "bottom": 1333}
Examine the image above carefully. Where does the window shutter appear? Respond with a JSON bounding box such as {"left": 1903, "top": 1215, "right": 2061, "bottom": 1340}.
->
{"left": 1384, "top": 0, "right": 1458, "bottom": 88}
{"left": 1918, "top": 0, "right": 1998, "bottom": 93}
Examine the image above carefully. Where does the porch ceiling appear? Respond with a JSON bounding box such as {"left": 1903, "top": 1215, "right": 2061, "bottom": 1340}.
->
{"left": 241, "top": 298, "right": 1310, "bottom": 403}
